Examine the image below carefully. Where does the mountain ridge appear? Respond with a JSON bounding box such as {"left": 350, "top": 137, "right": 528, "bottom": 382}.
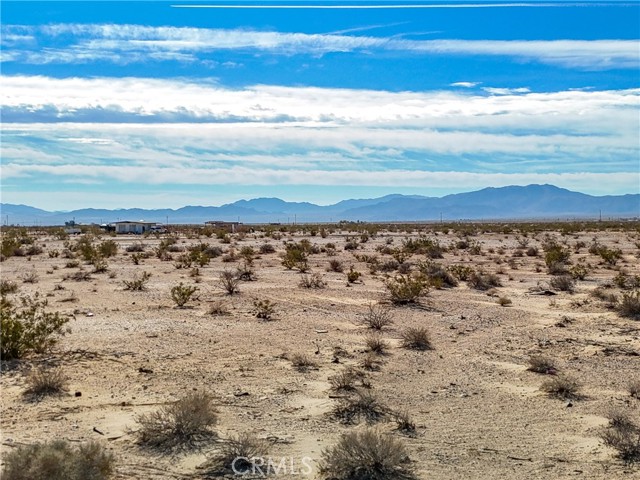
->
{"left": 2, "top": 184, "right": 638, "bottom": 225}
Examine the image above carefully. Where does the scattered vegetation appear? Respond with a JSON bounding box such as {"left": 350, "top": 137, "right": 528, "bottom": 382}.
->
{"left": 540, "top": 376, "right": 581, "bottom": 400}
{"left": 385, "top": 274, "right": 428, "bottom": 304}
{"left": 219, "top": 269, "right": 240, "bottom": 295}
{"left": 332, "top": 391, "right": 390, "bottom": 424}
{"left": 24, "top": 366, "right": 67, "bottom": 400}
{"left": 290, "top": 352, "right": 318, "bottom": 372}
{"left": 2, "top": 440, "right": 115, "bottom": 480}
{"left": 527, "top": 355, "right": 557, "bottom": 375}
{"left": 203, "top": 433, "right": 270, "bottom": 475}
{"left": 123, "top": 271, "right": 151, "bottom": 291}
{"left": 252, "top": 299, "right": 276, "bottom": 320}
{"left": 618, "top": 291, "right": 640, "bottom": 319}
{"left": 601, "top": 410, "right": 640, "bottom": 464}
{"left": 299, "top": 272, "right": 326, "bottom": 289}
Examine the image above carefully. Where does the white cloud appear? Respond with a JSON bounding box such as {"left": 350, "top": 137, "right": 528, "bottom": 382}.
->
{"left": 450, "top": 81, "right": 480, "bottom": 88}
{"left": 2, "top": 24, "right": 638, "bottom": 69}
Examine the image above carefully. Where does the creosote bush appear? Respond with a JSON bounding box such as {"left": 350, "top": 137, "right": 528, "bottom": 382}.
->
{"left": 320, "top": 428, "right": 415, "bottom": 480}
{"left": 385, "top": 274, "right": 428, "bottom": 304}
{"left": 136, "top": 391, "right": 218, "bottom": 450}
{"left": 550, "top": 275, "right": 576, "bottom": 293}
{"left": 2, "top": 440, "right": 115, "bottom": 480}
{"left": 1, "top": 294, "right": 69, "bottom": 360}
{"left": 467, "top": 270, "right": 501, "bottom": 291}
{"left": 171, "top": 282, "right": 198, "bottom": 307}
{"left": 252, "top": 299, "right": 276, "bottom": 320}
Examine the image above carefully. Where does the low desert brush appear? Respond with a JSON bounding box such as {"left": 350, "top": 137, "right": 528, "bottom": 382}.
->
{"left": 360, "top": 303, "right": 394, "bottom": 330}
{"left": 319, "top": 428, "right": 415, "bottom": 480}
{"left": 136, "top": 391, "right": 218, "bottom": 450}
{"left": 2, "top": 440, "right": 115, "bottom": 480}
{"left": 123, "top": 271, "right": 151, "bottom": 291}
{"left": 203, "top": 433, "right": 270, "bottom": 475}
{"left": 24, "top": 366, "right": 67, "bottom": 399}
{"left": 400, "top": 326, "right": 433, "bottom": 351}
{"left": 332, "top": 390, "right": 390, "bottom": 425}
{"left": 171, "top": 282, "right": 198, "bottom": 307}
{"left": 541, "top": 375, "right": 581, "bottom": 400}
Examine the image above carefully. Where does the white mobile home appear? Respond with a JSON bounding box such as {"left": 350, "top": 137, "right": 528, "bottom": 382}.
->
{"left": 113, "top": 221, "right": 156, "bottom": 234}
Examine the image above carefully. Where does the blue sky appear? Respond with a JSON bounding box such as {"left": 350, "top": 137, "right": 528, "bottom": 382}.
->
{"left": 1, "top": 1, "right": 639, "bottom": 210}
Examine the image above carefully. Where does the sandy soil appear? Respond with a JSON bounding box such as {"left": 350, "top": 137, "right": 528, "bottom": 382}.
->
{"left": 1, "top": 224, "right": 639, "bottom": 479}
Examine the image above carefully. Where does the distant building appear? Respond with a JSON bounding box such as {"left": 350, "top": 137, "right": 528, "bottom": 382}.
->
{"left": 204, "top": 221, "right": 241, "bottom": 233}
{"left": 113, "top": 221, "right": 157, "bottom": 234}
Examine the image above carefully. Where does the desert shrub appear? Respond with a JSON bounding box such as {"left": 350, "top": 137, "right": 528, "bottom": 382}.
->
{"left": 360, "top": 303, "right": 393, "bottom": 330}
{"left": 570, "top": 264, "right": 588, "bottom": 280}
{"left": 123, "top": 271, "right": 151, "bottom": 291}
{"left": 526, "top": 246, "right": 539, "bottom": 257}
{"left": 497, "top": 296, "right": 512, "bottom": 306}
{"left": 65, "top": 259, "right": 80, "bottom": 268}
{"left": 360, "top": 352, "right": 382, "bottom": 371}
{"left": 252, "top": 299, "right": 276, "bottom": 320}
{"left": 329, "top": 367, "right": 364, "bottom": 392}
{"left": 379, "top": 259, "right": 400, "bottom": 273}
{"left": 235, "top": 260, "right": 255, "bottom": 281}
{"left": 327, "top": 259, "right": 344, "bottom": 272}
{"left": 208, "top": 299, "right": 230, "bottom": 316}
{"left": 601, "top": 412, "right": 640, "bottom": 464}
{"left": 64, "top": 270, "right": 92, "bottom": 282}
{"left": 319, "top": 428, "right": 414, "bottom": 480}
{"left": 290, "top": 353, "right": 318, "bottom": 372}
{"left": 204, "top": 433, "right": 269, "bottom": 475}
{"left": 281, "top": 245, "right": 308, "bottom": 272}
{"left": 628, "top": 379, "right": 640, "bottom": 398}
{"left": 541, "top": 376, "right": 581, "bottom": 400}
{"left": 174, "top": 253, "right": 193, "bottom": 269}
{"left": 347, "top": 267, "right": 362, "bottom": 283}
{"left": 24, "top": 366, "right": 67, "bottom": 399}
{"left": 400, "top": 327, "right": 433, "bottom": 351}
{"left": 25, "top": 244, "right": 43, "bottom": 256}
{"left": 1, "top": 295, "right": 69, "bottom": 360}
{"left": 219, "top": 269, "right": 240, "bottom": 295}
{"left": 171, "top": 283, "right": 198, "bottom": 308}
{"left": 364, "top": 333, "right": 388, "bottom": 355}
{"left": 385, "top": 274, "right": 428, "bottom": 304}
{"left": 2, "top": 440, "right": 115, "bottom": 480}
{"left": 98, "top": 240, "right": 118, "bottom": 257}
{"left": 344, "top": 240, "right": 359, "bottom": 251}
{"left": 259, "top": 243, "right": 276, "bottom": 254}
{"left": 591, "top": 286, "right": 619, "bottom": 306}
{"left": 618, "top": 291, "right": 640, "bottom": 319}
{"left": 92, "top": 258, "right": 108, "bottom": 273}
{"left": 402, "top": 237, "right": 444, "bottom": 258}
{"left": 544, "top": 243, "right": 571, "bottom": 274}
{"left": 299, "top": 273, "right": 326, "bottom": 289}
{"left": 21, "top": 270, "right": 39, "bottom": 284}
{"left": 75, "top": 235, "right": 98, "bottom": 262}
{"left": 332, "top": 391, "right": 390, "bottom": 425}
{"left": 393, "top": 410, "right": 417, "bottom": 435}
{"left": 1, "top": 279, "right": 19, "bottom": 295}
{"left": 550, "top": 275, "right": 576, "bottom": 293}
{"left": 417, "top": 261, "right": 458, "bottom": 288}
{"left": 447, "top": 264, "right": 474, "bottom": 281}
{"left": 527, "top": 355, "right": 557, "bottom": 374}
{"left": 467, "top": 270, "right": 501, "bottom": 291}
{"left": 597, "top": 246, "right": 623, "bottom": 266}
{"left": 48, "top": 249, "right": 60, "bottom": 258}
{"left": 125, "top": 242, "right": 145, "bottom": 253}
{"left": 136, "top": 391, "right": 217, "bottom": 450}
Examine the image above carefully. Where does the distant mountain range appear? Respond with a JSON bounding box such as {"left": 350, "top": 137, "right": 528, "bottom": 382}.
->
{"left": 2, "top": 185, "right": 638, "bottom": 226}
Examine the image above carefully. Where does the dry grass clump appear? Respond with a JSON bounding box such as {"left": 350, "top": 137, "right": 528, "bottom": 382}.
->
{"left": 393, "top": 409, "right": 417, "bottom": 436}
{"left": 123, "top": 271, "right": 151, "bottom": 291}
{"left": 400, "top": 327, "right": 433, "bottom": 351}
{"left": 497, "top": 296, "right": 512, "bottom": 306}
{"left": 628, "top": 379, "right": 640, "bottom": 398}
{"left": 601, "top": 409, "right": 640, "bottom": 464}
{"left": 360, "top": 303, "right": 394, "bottom": 330}
{"left": 332, "top": 391, "right": 390, "bottom": 425}
{"left": 136, "top": 391, "right": 218, "bottom": 450}
{"left": 327, "top": 259, "right": 344, "bottom": 272}
{"left": 540, "top": 376, "right": 581, "bottom": 400}
{"left": 24, "top": 366, "right": 67, "bottom": 400}
{"left": 364, "top": 333, "right": 389, "bottom": 355}
{"left": 527, "top": 355, "right": 557, "bottom": 375}
{"left": 252, "top": 299, "right": 276, "bottom": 320}
{"left": 2, "top": 440, "right": 115, "bottom": 480}
{"left": 329, "top": 367, "right": 365, "bottom": 392}
{"left": 290, "top": 353, "right": 318, "bottom": 372}
{"left": 208, "top": 299, "right": 230, "bottom": 316}
{"left": 319, "top": 428, "right": 415, "bottom": 480}
{"left": 299, "top": 272, "right": 326, "bottom": 289}
{"left": 360, "top": 352, "right": 383, "bottom": 371}
{"left": 203, "top": 433, "right": 270, "bottom": 476}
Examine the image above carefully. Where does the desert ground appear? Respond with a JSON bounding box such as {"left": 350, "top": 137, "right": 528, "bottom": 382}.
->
{"left": 1, "top": 221, "right": 639, "bottom": 479}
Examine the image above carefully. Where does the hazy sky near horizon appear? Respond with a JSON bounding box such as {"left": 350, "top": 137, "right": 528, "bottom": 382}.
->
{"left": 1, "top": 1, "right": 639, "bottom": 209}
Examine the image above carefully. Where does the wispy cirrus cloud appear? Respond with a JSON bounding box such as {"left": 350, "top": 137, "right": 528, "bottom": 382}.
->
{"left": 1, "top": 24, "right": 638, "bottom": 70}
